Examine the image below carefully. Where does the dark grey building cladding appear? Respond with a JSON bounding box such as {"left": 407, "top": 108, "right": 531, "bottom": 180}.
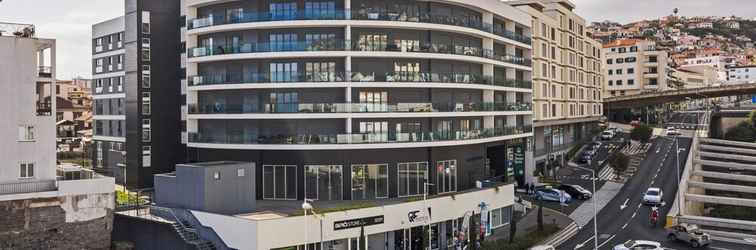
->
{"left": 188, "top": 139, "right": 525, "bottom": 201}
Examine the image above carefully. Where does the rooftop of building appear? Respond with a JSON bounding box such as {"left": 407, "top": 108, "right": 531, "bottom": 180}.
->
{"left": 603, "top": 39, "right": 644, "bottom": 48}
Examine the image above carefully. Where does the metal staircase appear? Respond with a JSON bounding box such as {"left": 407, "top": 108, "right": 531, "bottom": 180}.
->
{"left": 152, "top": 206, "right": 218, "bottom": 250}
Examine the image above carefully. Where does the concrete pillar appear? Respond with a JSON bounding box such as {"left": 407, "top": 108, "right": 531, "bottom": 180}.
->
{"left": 345, "top": 25, "right": 352, "bottom": 48}
{"left": 483, "top": 90, "right": 495, "bottom": 129}
{"left": 483, "top": 12, "right": 494, "bottom": 26}
{"left": 346, "top": 118, "right": 353, "bottom": 134}
{"left": 345, "top": 0, "right": 351, "bottom": 19}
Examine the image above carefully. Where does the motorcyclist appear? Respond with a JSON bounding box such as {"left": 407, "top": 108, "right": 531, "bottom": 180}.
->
{"left": 650, "top": 206, "right": 660, "bottom": 225}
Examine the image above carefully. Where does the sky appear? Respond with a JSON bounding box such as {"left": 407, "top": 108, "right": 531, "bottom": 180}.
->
{"left": 1, "top": 0, "right": 755, "bottom": 80}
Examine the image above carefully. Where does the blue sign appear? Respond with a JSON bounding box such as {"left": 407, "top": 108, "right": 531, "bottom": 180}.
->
{"left": 752, "top": 95, "right": 756, "bottom": 104}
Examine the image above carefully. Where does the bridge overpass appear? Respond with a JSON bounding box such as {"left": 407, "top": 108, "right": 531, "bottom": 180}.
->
{"left": 605, "top": 83, "right": 756, "bottom": 109}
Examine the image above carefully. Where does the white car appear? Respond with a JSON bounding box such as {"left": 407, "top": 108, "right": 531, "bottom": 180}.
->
{"left": 666, "top": 127, "right": 680, "bottom": 136}
{"left": 643, "top": 187, "right": 663, "bottom": 205}
{"left": 613, "top": 240, "right": 663, "bottom": 250}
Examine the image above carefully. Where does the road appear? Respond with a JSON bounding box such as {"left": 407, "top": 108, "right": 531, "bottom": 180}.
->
{"left": 556, "top": 134, "right": 756, "bottom": 250}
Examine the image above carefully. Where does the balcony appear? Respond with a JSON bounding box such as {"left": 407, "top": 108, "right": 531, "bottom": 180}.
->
{"left": 36, "top": 101, "right": 52, "bottom": 116}
{"left": 187, "top": 10, "right": 532, "bottom": 45}
{"left": 188, "top": 40, "right": 531, "bottom": 67}
{"left": 0, "top": 180, "right": 56, "bottom": 195}
{"left": 189, "top": 71, "right": 532, "bottom": 90}
{"left": 188, "top": 125, "right": 532, "bottom": 145}
{"left": 38, "top": 66, "right": 52, "bottom": 78}
{"left": 187, "top": 102, "right": 532, "bottom": 114}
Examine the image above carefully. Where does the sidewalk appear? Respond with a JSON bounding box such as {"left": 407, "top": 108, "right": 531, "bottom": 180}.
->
{"left": 515, "top": 206, "right": 573, "bottom": 238}
{"left": 568, "top": 181, "right": 624, "bottom": 227}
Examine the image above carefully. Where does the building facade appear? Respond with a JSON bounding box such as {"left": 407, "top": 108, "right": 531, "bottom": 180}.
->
{"left": 726, "top": 65, "right": 756, "bottom": 84}
{"left": 0, "top": 23, "right": 115, "bottom": 249}
{"left": 509, "top": 0, "right": 603, "bottom": 175}
{"left": 182, "top": 0, "right": 535, "bottom": 204}
{"left": 603, "top": 39, "right": 669, "bottom": 97}
{"left": 91, "top": 0, "right": 184, "bottom": 188}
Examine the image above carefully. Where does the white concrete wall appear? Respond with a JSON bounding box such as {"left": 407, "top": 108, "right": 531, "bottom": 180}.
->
{"left": 0, "top": 36, "right": 57, "bottom": 184}
{"left": 192, "top": 184, "right": 515, "bottom": 250}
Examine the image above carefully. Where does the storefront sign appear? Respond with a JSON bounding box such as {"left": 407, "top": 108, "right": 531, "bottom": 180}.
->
{"left": 407, "top": 209, "right": 429, "bottom": 224}
{"left": 333, "top": 216, "right": 384, "bottom": 231}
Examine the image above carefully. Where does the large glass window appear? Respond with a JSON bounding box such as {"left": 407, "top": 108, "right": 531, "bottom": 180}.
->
{"left": 270, "top": 62, "right": 298, "bottom": 82}
{"left": 437, "top": 120, "right": 453, "bottom": 140}
{"left": 351, "top": 164, "right": 389, "bottom": 200}
{"left": 305, "top": 62, "right": 336, "bottom": 82}
{"left": 392, "top": 62, "right": 421, "bottom": 81}
{"left": 270, "top": 2, "right": 297, "bottom": 20}
{"left": 269, "top": 33, "right": 298, "bottom": 51}
{"left": 358, "top": 121, "right": 388, "bottom": 142}
{"left": 263, "top": 165, "right": 298, "bottom": 200}
{"left": 436, "top": 160, "right": 457, "bottom": 193}
{"left": 269, "top": 92, "right": 298, "bottom": 113}
{"left": 398, "top": 162, "right": 428, "bottom": 197}
{"left": 357, "top": 34, "right": 387, "bottom": 51}
{"left": 305, "top": 165, "right": 343, "bottom": 201}
{"left": 305, "top": 33, "right": 336, "bottom": 50}
{"left": 358, "top": 91, "right": 388, "bottom": 112}
{"left": 304, "top": 1, "right": 336, "bottom": 19}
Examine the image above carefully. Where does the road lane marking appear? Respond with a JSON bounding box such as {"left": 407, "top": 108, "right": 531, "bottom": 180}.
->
{"left": 620, "top": 198, "right": 629, "bottom": 210}
{"left": 632, "top": 211, "right": 637, "bottom": 218}
{"left": 597, "top": 234, "right": 616, "bottom": 249}
{"left": 574, "top": 236, "right": 595, "bottom": 249}
{"left": 621, "top": 222, "right": 629, "bottom": 229}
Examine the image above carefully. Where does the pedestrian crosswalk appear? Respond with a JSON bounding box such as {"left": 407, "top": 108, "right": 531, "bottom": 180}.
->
{"left": 597, "top": 166, "right": 617, "bottom": 181}
{"left": 620, "top": 142, "right": 651, "bottom": 155}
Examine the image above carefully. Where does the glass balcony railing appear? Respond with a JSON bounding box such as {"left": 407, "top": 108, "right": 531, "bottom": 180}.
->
{"left": 188, "top": 71, "right": 532, "bottom": 90}
{"left": 188, "top": 40, "right": 531, "bottom": 66}
{"left": 188, "top": 125, "right": 533, "bottom": 145}
{"left": 188, "top": 10, "right": 349, "bottom": 29}
{"left": 187, "top": 102, "right": 532, "bottom": 114}
{"left": 187, "top": 10, "right": 532, "bottom": 45}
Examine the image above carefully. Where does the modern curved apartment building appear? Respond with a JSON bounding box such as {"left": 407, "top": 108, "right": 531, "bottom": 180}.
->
{"left": 183, "top": 0, "right": 534, "bottom": 202}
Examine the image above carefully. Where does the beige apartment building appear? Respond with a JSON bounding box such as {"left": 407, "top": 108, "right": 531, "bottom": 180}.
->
{"left": 509, "top": 0, "right": 604, "bottom": 176}
{"left": 603, "top": 39, "right": 669, "bottom": 97}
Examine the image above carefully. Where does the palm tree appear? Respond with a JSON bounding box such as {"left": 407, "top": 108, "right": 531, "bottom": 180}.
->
{"left": 673, "top": 8, "right": 679, "bottom": 16}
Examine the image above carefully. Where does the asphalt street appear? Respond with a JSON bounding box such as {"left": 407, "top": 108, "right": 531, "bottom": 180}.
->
{"left": 556, "top": 134, "right": 753, "bottom": 250}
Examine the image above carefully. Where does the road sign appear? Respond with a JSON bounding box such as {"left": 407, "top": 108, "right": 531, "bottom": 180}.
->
{"left": 752, "top": 95, "right": 756, "bottom": 104}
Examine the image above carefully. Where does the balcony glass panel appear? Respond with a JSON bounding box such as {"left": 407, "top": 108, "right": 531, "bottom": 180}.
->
{"left": 187, "top": 102, "right": 532, "bottom": 114}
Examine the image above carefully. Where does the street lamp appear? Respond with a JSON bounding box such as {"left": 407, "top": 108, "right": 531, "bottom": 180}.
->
{"left": 571, "top": 165, "right": 598, "bottom": 250}
{"left": 424, "top": 183, "right": 435, "bottom": 249}
{"left": 302, "top": 200, "right": 313, "bottom": 250}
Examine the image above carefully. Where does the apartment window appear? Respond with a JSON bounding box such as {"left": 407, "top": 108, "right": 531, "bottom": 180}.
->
{"left": 628, "top": 68, "right": 635, "bottom": 74}
{"left": 269, "top": 33, "right": 298, "bottom": 51}
{"left": 542, "top": 84, "right": 548, "bottom": 97}
{"left": 541, "top": 43, "right": 547, "bottom": 57}
{"left": 436, "top": 160, "right": 457, "bottom": 194}
{"left": 359, "top": 91, "right": 388, "bottom": 112}
{"left": 269, "top": 92, "right": 299, "bottom": 113}
{"left": 19, "top": 162, "right": 34, "bottom": 179}
{"left": 552, "top": 104, "right": 557, "bottom": 117}
{"left": 437, "top": 120, "right": 453, "bottom": 140}
{"left": 626, "top": 57, "right": 637, "bottom": 63}
{"left": 142, "top": 23, "right": 150, "bottom": 34}
{"left": 305, "top": 62, "right": 336, "bottom": 82}
{"left": 541, "top": 63, "right": 548, "bottom": 77}
{"left": 608, "top": 80, "right": 613, "bottom": 86}
{"left": 305, "top": 165, "right": 343, "bottom": 201}
{"left": 541, "top": 23, "right": 547, "bottom": 37}
{"left": 359, "top": 121, "right": 389, "bottom": 142}
{"left": 551, "top": 28, "right": 556, "bottom": 41}
{"left": 142, "top": 75, "right": 151, "bottom": 88}
{"left": 551, "top": 85, "right": 556, "bottom": 98}
{"left": 358, "top": 34, "right": 388, "bottom": 51}
{"left": 616, "top": 69, "right": 623, "bottom": 75}
{"left": 352, "top": 164, "right": 389, "bottom": 200}
{"left": 263, "top": 165, "right": 297, "bottom": 200}
{"left": 142, "top": 128, "right": 151, "bottom": 142}
{"left": 270, "top": 62, "right": 298, "bottom": 82}
{"left": 542, "top": 104, "right": 549, "bottom": 118}
{"left": 648, "top": 78, "right": 658, "bottom": 85}
{"left": 616, "top": 58, "right": 624, "bottom": 64}
{"left": 398, "top": 162, "right": 428, "bottom": 197}
{"left": 18, "top": 125, "right": 35, "bottom": 141}
{"left": 551, "top": 66, "right": 557, "bottom": 80}
{"left": 270, "top": 2, "right": 297, "bottom": 19}
{"left": 606, "top": 59, "right": 613, "bottom": 65}
{"left": 551, "top": 47, "right": 556, "bottom": 60}
{"left": 237, "top": 168, "right": 245, "bottom": 177}
{"left": 213, "top": 172, "right": 221, "bottom": 180}
{"left": 628, "top": 79, "right": 635, "bottom": 85}
{"left": 617, "top": 80, "right": 623, "bottom": 85}
{"left": 142, "top": 47, "right": 150, "bottom": 61}
{"left": 304, "top": 1, "right": 336, "bottom": 18}
{"left": 608, "top": 70, "right": 613, "bottom": 75}
{"left": 142, "top": 92, "right": 151, "bottom": 115}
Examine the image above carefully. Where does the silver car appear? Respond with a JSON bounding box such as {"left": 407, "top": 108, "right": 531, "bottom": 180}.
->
{"left": 666, "top": 224, "right": 711, "bottom": 248}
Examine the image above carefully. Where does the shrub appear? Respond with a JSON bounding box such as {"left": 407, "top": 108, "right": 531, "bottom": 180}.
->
{"left": 630, "top": 124, "right": 653, "bottom": 143}
{"left": 609, "top": 152, "right": 630, "bottom": 173}
{"left": 724, "top": 121, "right": 756, "bottom": 143}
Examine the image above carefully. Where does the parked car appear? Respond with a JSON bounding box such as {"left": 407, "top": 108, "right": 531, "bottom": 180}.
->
{"left": 642, "top": 187, "right": 664, "bottom": 205}
{"left": 590, "top": 141, "right": 602, "bottom": 150}
{"left": 613, "top": 240, "right": 663, "bottom": 250}
{"left": 666, "top": 224, "right": 711, "bottom": 248}
{"left": 666, "top": 127, "right": 681, "bottom": 136}
{"left": 558, "top": 184, "right": 592, "bottom": 200}
{"left": 610, "top": 127, "right": 624, "bottom": 134}
{"left": 535, "top": 188, "right": 572, "bottom": 203}
{"left": 601, "top": 130, "right": 615, "bottom": 140}
{"left": 575, "top": 153, "right": 591, "bottom": 164}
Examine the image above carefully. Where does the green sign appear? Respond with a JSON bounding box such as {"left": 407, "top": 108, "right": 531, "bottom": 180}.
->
{"left": 514, "top": 144, "right": 525, "bottom": 178}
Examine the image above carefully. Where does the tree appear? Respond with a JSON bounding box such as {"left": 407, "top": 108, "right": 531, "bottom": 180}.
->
{"left": 609, "top": 152, "right": 630, "bottom": 174}
{"left": 748, "top": 110, "right": 756, "bottom": 127}
{"left": 630, "top": 124, "right": 653, "bottom": 143}
{"left": 724, "top": 121, "right": 756, "bottom": 143}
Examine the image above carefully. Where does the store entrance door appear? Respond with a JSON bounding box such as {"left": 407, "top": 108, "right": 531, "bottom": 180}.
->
{"left": 393, "top": 226, "right": 425, "bottom": 250}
